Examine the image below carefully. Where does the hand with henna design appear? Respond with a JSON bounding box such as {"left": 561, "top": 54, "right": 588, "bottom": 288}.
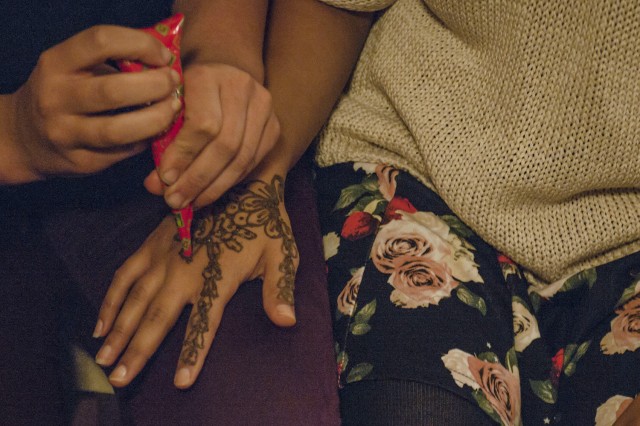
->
{"left": 93, "top": 174, "right": 298, "bottom": 388}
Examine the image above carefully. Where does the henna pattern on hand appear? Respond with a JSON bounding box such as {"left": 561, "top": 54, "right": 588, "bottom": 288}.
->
{"left": 180, "top": 175, "right": 298, "bottom": 366}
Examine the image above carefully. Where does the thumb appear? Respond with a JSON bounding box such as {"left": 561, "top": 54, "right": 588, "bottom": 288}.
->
{"left": 262, "top": 245, "right": 298, "bottom": 328}
{"left": 143, "top": 170, "right": 166, "bottom": 196}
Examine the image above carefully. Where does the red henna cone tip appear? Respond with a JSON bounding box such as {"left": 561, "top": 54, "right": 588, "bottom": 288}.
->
{"left": 175, "top": 208, "right": 194, "bottom": 260}
{"left": 115, "top": 14, "right": 194, "bottom": 258}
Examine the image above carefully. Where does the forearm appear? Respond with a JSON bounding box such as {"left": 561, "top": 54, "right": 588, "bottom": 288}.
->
{"left": 0, "top": 94, "right": 33, "bottom": 184}
{"left": 257, "top": 0, "right": 373, "bottom": 176}
{"left": 173, "top": 0, "right": 268, "bottom": 82}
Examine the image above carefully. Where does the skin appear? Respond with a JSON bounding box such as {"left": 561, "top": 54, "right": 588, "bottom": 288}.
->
{"left": 146, "top": 0, "right": 280, "bottom": 210}
{"left": 94, "top": 0, "right": 373, "bottom": 389}
{"left": 0, "top": 26, "right": 180, "bottom": 183}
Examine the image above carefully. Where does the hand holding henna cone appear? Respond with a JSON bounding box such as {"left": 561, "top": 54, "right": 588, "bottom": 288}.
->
{"left": 116, "top": 14, "right": 194, "bottom": 259}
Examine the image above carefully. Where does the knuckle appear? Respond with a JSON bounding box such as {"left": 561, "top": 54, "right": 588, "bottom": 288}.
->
{"left": 97, "top": 79, "right": 123, "bottom": 107}
{"left": 34, "top": 90, "right": 58, "bottom": 118}
{"left": 183, "top": 169, "right": 211, "bottom": 191}
{"left": 110, "top": 322, "right": 129, "bottom": 339}
{"left": 42, "top": 117, "right": 70, "bottom": 145}
{"left": 111, "top": 267, "right": 128, "bottom": 287}
{"left": 233, "top": 149, "right": 255, "bottom": 172}
{"left": 36, "top": 50, "right": 54, "bottom": 71}
{"left": 216, "top": 138, "right": 240, "bottom": 158}
{"left": 101, "top": 296, "right": 117, "bottom": 311}
{"left": 186, "top": 111, "right": 221, "bottom": 140}
{"left": 126, "top": 284, "right": 149, "bottom": 305}
{"left": 145, "top": 305, "right": 169, "bottom": 326}
{"left": 96, "top": 122, "right": 122, "bottom": 145}
{"left": 87, "top": 26, "right": 111, "bottom": 52}
{"left": 123, "top": 344, "right": 150, "bottom": 362}
{"left": 173, "top": 141, "right": 199, "bottom": 161}
{"left": 69, "top": 151, "right": 100, "bottom": 175}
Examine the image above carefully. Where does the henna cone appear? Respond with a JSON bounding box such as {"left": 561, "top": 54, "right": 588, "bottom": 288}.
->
{"left": 116, "top": 14, "right": 193, "bottom": 259}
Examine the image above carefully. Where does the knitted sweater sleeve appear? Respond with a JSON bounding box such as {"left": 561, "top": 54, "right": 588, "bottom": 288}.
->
{"left": 317, "top": 0, "right": 396, "bottom": 12}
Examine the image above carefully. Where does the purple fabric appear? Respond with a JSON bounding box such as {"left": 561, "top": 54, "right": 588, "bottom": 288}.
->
{"left": 39, "top": 157, "right": 340, "bottom": 425}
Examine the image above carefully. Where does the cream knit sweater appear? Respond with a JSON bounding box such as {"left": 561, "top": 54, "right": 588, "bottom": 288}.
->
{"left": 316, "top": 0, "right": 640, "bottom": 284}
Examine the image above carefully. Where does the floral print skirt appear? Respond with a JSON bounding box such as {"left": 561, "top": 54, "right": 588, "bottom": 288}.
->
{"left": 315, "top": 163, "right": 640, "bottom": 426}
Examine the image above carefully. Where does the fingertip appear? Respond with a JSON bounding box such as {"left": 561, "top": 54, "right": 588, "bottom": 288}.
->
{"left": 144, "top": 171, "right": 166, "bottom": 196}
{"left": 174, "top": 367, "right": 193, "bottom": 389}
{"left": 95, "top": 344, "right": 113, "bottom": 366}
{"left": 92, "top": 319, "right": 104, "bottom": 338}
{"left": 165, "top": 190, "right": 187, "bottom": 210}
{"left": 272, "top": 304, "right": 297, "bottom": 328}
{"left": 108, "top": 364, "right": 130, "bottom": 387}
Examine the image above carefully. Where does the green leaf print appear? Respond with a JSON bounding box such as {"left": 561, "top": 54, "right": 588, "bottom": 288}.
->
{"left": 563, "top": 344, "right": 577, "bottom": 368}
{"left": 334, "top": 184, "right": 368, "bottom": 211}
{"left": 563, "top": 362, "right": 577, "bottom": 377}
{"left": 559, "top": 268, "right": 597, "bottom": 293}
{"left": 505, "top": 347, "right": 518, "bottom": 374}
{"left": 355, "top": 299, "right": 377, "bottom": 324}
{"left": 472, "top": 389, "right": 502, "bottom": 424}
{"left": 348, "top": 194, "right": 379, "bottom": 215}
{"left": 616, "top": 278, "right": 640, "bottom": 308}
{"left": 346, "top": 363, "right": 373, "bottom": 383}
{"left": 456, "top": 286, "right": 487, "bottom": 316}
{"left": 350, "top": 323, "right": 372, "bottom": 335}
{"left": 529, "top": 292, "right": 542, "bottom": 313}
{"left": 477, "top": 351, "right": 500, "bottom": 364}
{"left": 441, "top": 215, "right": 474, "bottom": 239}
{"left": 361, "top": 174, "right": 381, "bottom": 192}
{"left": 529, "top": 379, "right": 557, "bottom": 404}
{"left": 562, "top": 340, "right": 590, "bottom": 377}
{"left": 574, "top": 341, "right": 591, "bottom": 362}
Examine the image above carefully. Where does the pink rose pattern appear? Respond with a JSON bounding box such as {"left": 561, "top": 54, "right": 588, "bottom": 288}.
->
{"left": 371, "top": 211, "right": 482, "bottom": 309}
{"left": 320, "top": 163, "right": 640, "bottom": 425}
{"left": 601, "top": 294, "right": 640, "bottom": 355}
{"left": 468, "top": 356, "right": 522, "bottom": 425}
{"left": 337, "top": 267, "right": 364, "bottom": 317}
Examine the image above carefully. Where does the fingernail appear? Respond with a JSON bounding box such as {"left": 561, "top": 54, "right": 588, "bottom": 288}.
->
{"left": 162, "top": 48, "right": 172, "bottom": 64}
{"left": 174, "top": 368, "right": 191, "bottom": 388}
{"left": 166, "top": 192, "right": 185, "bottom": 209}
{"left": 171, "top": 96, "right": 182, "bottom": 112}
{"left": 110, "top": 365, "right": 127, "bottom": 382}
{"left": 95, "top": 344, "right": 112, "bottom": 365}
{"left": 170, "top": 69, "right": 180, "bottom": 84}
{"left": 162, "top": 169, "right": 179, "bottom": 185}
{"left": 276, "top": 304, "right": 296, "bottom": 321}
{"left": 92, "top": 319, "right": 103, "bottom": 338}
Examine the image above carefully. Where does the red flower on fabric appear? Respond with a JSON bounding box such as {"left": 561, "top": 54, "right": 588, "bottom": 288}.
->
{"left": 550, "top": 348, "right": 564, "bottom": 385}
{"left": 497, "top": 254, "right": 515, "bottom": 265}
{"left": 341, "top": 211, "right": 379, "bottom": 241}
{"left": 383, "top": 196, "right": 417, "bottom": 222}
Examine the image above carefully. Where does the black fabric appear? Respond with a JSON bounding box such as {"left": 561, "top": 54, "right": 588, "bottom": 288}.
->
{"left": 1, "top": 0, "right": 173, "bottom": 93}
{"left": 0, "top": 2, "right": 171, "bottom": 423}
{"left": 316, "top": 162, "right": 640, "bottom": 425}
{"left": 340, "top": 380, "right": 494, "bottom": 426}
{"left": 0, "top": 209, "right": 76, "bottom": 424}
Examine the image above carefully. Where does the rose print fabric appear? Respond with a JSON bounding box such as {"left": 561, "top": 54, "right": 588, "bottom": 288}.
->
{"left": 315, "top": 163, "right": 640, "bottom": 425}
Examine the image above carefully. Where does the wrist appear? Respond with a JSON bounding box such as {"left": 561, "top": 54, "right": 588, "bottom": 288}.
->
{"left": 183, "top": 56, "right": 264, "bottom": 84}
{"left": 0, "top": 94, "right": 39, "bottom": 184}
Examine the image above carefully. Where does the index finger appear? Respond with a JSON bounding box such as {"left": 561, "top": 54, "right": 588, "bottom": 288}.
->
{"left": 51, "top": 25, "right": 171, "bottom": 72}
